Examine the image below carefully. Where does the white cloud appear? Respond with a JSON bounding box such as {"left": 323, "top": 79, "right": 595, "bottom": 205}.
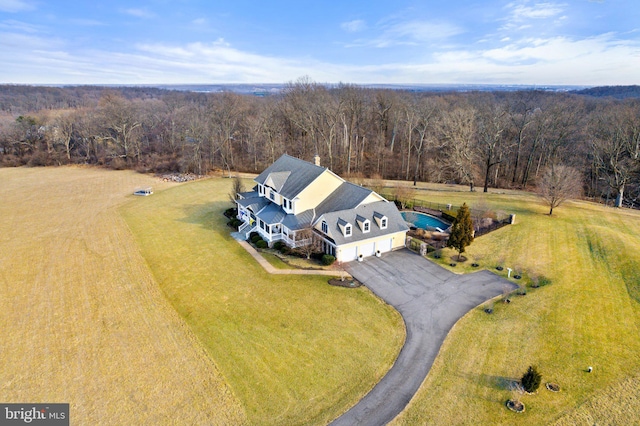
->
{"left": 121, "top": 8, "right": 155, "bottom": 19}
{"left": 69, "top": 19, "right": 106, "bottom": 27}
{"left": 1, "top": 25, "right": 638, "bottom": 87}
{"left": 0, "top": 0, "right": 34, "bottom": 13}
{"left": 341, "top": 19, "right": 366, "bottom": 33}
{"left": 421, "top": 33, "right": 640, "bottom": 85}
{"left": 508, "top": 1, "right": 566, "bottom": 20}
{"left": 0, "top": 19, "right": 41, "bottom": 33}
{"left": 348, "top": 19, "right": 464, "bottom": 48}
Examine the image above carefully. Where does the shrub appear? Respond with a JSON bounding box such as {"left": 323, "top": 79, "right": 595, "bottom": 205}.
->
{"left": 249, "top": 231, "right": 260, "bottom": 240}
{"left": 256, "top": 240, "right": 268, "bottom": 249}
{"left": 322, "top": 254, "right": 336, "bottom": 265}
{"left": 273, "top": 241, "right": 285, "bottom": 250}
{"left": 521, "top": 366, "right": 542, "bottom": 393}
{"left": 251, "top": 235, "right": 263, "bottom": 244}
{"left": 441, "top": 211, "right": 457, "bottom": 222}
{"left": 280, "top": 246, "right": 291, "bottom": 255}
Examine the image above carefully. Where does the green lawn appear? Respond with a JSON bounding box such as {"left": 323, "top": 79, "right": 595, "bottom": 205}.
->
{"left": 120, "top": 177, "right": 404, "bottom": 425}
{"left": 121, "top": 175, "right": 640, "bottom": 424}
{"left": 391, "top": 187, "right": 640, "bottom": 425}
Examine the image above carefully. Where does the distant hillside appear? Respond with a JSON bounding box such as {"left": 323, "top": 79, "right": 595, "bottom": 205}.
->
{"left": 573, "top": 85, "right": 640, "bottom": 99}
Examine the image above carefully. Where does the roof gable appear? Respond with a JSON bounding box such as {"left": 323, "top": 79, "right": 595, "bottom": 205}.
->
{"left": 264, "top": 171, "right": 291, "bottom": 192}
{"left": 255, "top": 154, "right": 327, "bottom": 199}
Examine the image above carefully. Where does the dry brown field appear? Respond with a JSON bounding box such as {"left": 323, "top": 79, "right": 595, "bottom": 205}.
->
{"left": 0, "top": 167, "right": 247, "bottom": 425}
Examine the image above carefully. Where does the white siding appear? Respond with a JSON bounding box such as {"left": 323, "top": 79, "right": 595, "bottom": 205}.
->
{"left": 339, "top": 246, "right": 358, "bottom": 262}
{"left": 376, "top": 239, "right": 393, "bottom": 254}
{"left": 358, "top": 242, "right": 376, "bottom": 257}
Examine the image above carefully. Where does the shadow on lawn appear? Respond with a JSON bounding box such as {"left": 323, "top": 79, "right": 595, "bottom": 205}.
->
{"left": 177, "top": 201, "right": 231, "bottom": 230}
{"left": 463, "top": 372, "right": 520, "bottom": 391}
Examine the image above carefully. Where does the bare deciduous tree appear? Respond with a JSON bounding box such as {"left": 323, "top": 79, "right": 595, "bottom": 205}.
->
{"left": 475, "top": 97, "right": 509, "bottom": 192}
{"left": 537, "top": 164, "right": 583, "bottom": 215}
{"left": 439, "top": 106, "right": 479, "bottom": 191}
{"left": 589, "top": 105, "right": 638, "bottom": 207}
{"left": 228, "top": 176, "right": 245, "bottom": 204}
{"left": 295, "top": 227, "right": 322, "bottom": 259}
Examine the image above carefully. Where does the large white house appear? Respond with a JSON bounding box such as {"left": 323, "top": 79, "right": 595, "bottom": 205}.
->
{"left": 236, "top": 154, "right": 408, "bottom": 262}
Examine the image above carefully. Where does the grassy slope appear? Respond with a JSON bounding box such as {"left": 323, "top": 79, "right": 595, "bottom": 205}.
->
{"left": 0, "top": 167, "right": 247, "bottom": 425}
{"left": 392, "top": 187, "right": 640, "bottom": 425}
{"left": 120, "top": 177, "right": 404, "bottom": 425}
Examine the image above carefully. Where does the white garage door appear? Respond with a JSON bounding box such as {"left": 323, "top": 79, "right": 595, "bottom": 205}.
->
{"left": 376, "top": 239, "right": 393, "bottom": 254}
{"left": 340, "top": 246, "right": 358, "bottom": 262}
{"left": 358, "top": 242, "right": 376, "bottom": 258}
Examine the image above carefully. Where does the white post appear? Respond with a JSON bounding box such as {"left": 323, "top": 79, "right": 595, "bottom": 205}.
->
{"left": 507, "top": 268, "right": 512, "bottom": 278}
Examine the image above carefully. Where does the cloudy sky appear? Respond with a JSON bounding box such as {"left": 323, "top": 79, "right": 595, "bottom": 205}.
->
{"left": 0, "top": 0, "right": 638, "bottom": 85}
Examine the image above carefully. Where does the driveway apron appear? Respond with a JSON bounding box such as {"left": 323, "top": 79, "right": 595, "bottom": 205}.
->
{"left": 330, "top": 249, "right": 516, "bottom": 426}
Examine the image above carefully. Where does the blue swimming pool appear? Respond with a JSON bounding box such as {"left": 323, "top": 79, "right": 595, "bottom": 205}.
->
{"left": 401, "top": 211, "right": 450, "bottom": 231}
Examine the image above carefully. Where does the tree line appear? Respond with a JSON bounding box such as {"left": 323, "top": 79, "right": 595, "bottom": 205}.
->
{"left": 1, "top": 80, "right": 639, "bottom": 208}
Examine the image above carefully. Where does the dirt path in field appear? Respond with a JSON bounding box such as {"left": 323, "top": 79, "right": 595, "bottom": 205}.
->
{"left": 0, "top": 167, "right": 247, "bottom": 425}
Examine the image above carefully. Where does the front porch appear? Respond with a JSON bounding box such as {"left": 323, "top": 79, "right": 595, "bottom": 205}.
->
{"left": 237, "top": 212, "right": 311, "bottom": 248}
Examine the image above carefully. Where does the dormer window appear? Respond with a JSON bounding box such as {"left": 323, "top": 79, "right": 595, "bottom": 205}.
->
{"left": 374, "top": 212, "right": 388, "bottom": 230}
{"left": 269, "top": 190, "right": 275, "bottom": 200}
{"left": 356, "top": 215, "right": 370, "bottom": 233}
{"left": 321, "top": 221, "right": 328, "bottom": 233}
{"left": 337, "top": 218, "right": 352, "bottom": 237}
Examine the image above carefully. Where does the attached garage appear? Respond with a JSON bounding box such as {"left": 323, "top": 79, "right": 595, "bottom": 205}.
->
{"left": 358, "top": 242, "right": 376, "bottom": 258}
{"left": 339, "top": 246, "right": 358, "bottom": 262}
{"left": 376, "top": 238, "right": 393, "bottom": 254}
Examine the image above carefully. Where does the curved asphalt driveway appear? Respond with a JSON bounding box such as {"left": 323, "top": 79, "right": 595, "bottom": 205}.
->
{"left": 330, "top": 249, "right": 516, "bottom": 426}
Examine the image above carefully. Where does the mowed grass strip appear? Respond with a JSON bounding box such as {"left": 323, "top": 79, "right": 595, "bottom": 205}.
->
{"left": 120, "top": 177, "right": 404, "bottom": 425}
{"left": 390, "top": 186, "right": 640, "bottom": 425}
{"left": 0, "top": 167, "right": 247, "bottom": 425}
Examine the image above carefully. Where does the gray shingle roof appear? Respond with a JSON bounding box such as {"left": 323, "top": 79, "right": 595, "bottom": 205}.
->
{"left": 264, "top": 171, "right": 291, "bottom": 192}
{"left": 318, "top": 201, "right": 408, "bottom": 246}
{"left": 238, "top": 190, "right": 258, "bottom": 199}
{"left": 314, "top": 181, "right": 374, "bottom": 216}
{"left": 282, "top": 209, "right": 316, "bottom": 230}
{"left": 237, "top": 196, "right": 269, "bottom": 213}
{"left": 256, "top": 203, "right": 286, "bottom": 225}
{"left": 254, "top": 154, "right": 326, "bottom": 199}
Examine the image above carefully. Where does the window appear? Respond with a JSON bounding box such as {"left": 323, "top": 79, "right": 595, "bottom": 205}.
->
{"left": 363, "top": 221, "right": 370, "bottom": 232}
{"left": 321, "top": 221, "right": 328, "bottom": 233}
{"left": 259, "top": 184, "right": 264, "bottom": 195}
{"left": 269, "top": 190, "right": 275, "bottom": 200}
{"left": 374, "top": 212, "right": 388, "bottom": 229}
{"left": 345, "top": 224, "right": 352, "bottom": 237}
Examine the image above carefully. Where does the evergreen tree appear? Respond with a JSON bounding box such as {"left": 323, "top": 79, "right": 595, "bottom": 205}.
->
{"left": 521, "top": 365, "right": 542, "bottom": 393}
{"left": 447, "top": 203, "right": 474, "bottom": 261}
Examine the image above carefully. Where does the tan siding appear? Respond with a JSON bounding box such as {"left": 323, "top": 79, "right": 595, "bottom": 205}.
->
{"left": 293, "top": 171, "right": 343, "bottom": 214}
{"left": 359, "top": 192, "right": 386, "bottom": 206}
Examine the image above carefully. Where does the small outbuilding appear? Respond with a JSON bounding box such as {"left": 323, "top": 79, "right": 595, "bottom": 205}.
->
{"left": 134, "top": 187, "right": 153, "bottom": 196}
